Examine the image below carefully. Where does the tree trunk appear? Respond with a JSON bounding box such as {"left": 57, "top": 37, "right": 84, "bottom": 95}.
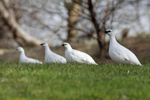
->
{"left": 64, "top": 0, "right": 82, "bottom": 42}
{"left": 88, "top": 0, "right": 104, "bottom": 56}
{"left": 0, "top": 1, "right": 42, "bottom": 46}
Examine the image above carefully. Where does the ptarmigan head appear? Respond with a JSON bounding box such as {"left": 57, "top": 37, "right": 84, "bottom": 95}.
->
{"left": 105, "top": 29, "right": 113, "bottom": 36}
{"left": 62, "top": 43, "right": 72, "bottom": 49}
{"left": 16, "top": 47, "right": 24, "bottom": 53}
{"left": 40, "top": 42, "right": 49, "bottom": 47}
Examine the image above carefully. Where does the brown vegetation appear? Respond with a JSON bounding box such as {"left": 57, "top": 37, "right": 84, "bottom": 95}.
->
{"left": 0, "top": 0, "right": 42, "bottom": 47}
{"left": 0, "top": 35, "right": 149, "bottom": 64}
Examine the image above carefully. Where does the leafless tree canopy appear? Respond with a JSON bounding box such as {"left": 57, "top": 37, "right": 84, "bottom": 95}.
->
{"left": 65, "top": 0, "right": 150, "bottom": 57}
{"left": 0, "top": 0, "right": 150, "bottom": 51}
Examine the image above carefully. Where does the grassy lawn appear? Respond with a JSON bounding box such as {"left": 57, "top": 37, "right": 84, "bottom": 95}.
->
{"left": 0, "top": 62, "right": 150, "bottom": 100}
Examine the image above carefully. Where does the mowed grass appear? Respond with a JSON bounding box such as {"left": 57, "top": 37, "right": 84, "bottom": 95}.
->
{"left": 0, "top": 62, "right": 150, "bottom": 100}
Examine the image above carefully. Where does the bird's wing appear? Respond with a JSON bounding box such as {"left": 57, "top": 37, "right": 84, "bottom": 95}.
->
{"left": 110, "top": 45, "right": 130, "bottom": 63}
{"left": 119, "top": 47, "right": 130, "bottom": 61}
{"left": 117, "top": 44, "right": 140, "bottom": 64}
{"left": 26, "top": 57, "right": 42, "bottom": 64}
{"left": 110, "top": 43, "right": 141, "bottom": 65}
{"left": 46, "top": 52, "right": 66, "bottom": 63}
{"left": 53, "top": 53, "right": 66, "bottom": 63}
{"left": 121, "top": 46, "right": 142, "bottom": 65}
{"left": 83, "top": 53, "right": 97, "bottom": 64}
{"left": 69, "top": 50, "right": 88, "bottom": 63}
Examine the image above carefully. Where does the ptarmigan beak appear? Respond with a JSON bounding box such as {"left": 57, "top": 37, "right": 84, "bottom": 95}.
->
{"left": 62, "top": 44, "right": 65, "bottom": 46}
{"left": 40, "top": 43, "right": 44, "bottom": 46}
{"left": 104, "top": 30, "right": 109, "bottom": 34}
{"left": 105, "top": 29, "right": 112, "bottom": 34}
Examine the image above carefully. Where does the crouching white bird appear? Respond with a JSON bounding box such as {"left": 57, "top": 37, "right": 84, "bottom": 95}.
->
{"left": 40, "top": 42, "right": 67, "bottom": 63}
{"left": 62, "top": 43, "right": 97, "bottom": 65}
{"left": 105, "top": 29, "right": 142, "bottom": 66}
{"left": 16, "top": 47, "right": 42, "bottom": 64}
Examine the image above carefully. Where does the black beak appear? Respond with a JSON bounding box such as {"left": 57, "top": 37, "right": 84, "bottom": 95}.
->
{"left": 104, "top": 30, "right": 108, "bottom": 33}
{"left": 40, "top": 43, "right": 44, "bottom": 45}
{"left": 105, "top": 30, "right": 111, "bottom": 34}
{"left": 62, "top": 44, "right": 64, "bottom": 46}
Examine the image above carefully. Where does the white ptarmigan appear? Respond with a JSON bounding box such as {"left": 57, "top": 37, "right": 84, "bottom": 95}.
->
{"left": 41, "top": 42, "right": 67, "bottom": 63}
{"left": 105, "top": 29, "right": 142, "bottom": 66}
{"left": 16, "top": 47, "right": 42, "bottom": 64}
{"left": 62, "top": 43, "right": 97, "bottom": 65}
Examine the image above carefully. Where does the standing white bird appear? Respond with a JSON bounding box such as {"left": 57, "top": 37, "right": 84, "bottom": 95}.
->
{"left": 16, "top": 47, "right": 42, "bottom": 64}
{"left": 105, "top": 29, "right": 142, "bottom": 66}
{"left": 62, "top": 43, "right": 97, "bottom": 65}
{"left": 40, "top": 42, "right": 67, "bottom": 63}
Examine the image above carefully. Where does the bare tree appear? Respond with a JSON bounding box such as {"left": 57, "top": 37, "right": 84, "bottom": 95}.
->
{"left": 64, "top": 0, "right": 83, "bottom": 42}
{"left": 1, "top": 0, "right": 149, "bottom": 50}
{"left": 86, "top": 0, "right": 126, "bottom": 57}
{"left": 70, "top": 0, "right": 125, "bottom": 57}
{"left": 67, "top": 0, "right": 150, "bottom": 57}
{"left": 0, "top": 0, "right": 42, "bottom": 46}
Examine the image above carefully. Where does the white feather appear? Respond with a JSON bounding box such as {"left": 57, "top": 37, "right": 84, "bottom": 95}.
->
{"left": 41, "top": 42, "right": 67, "bottom": 63}
{"left": 62, "top": 43, "right": 97, "bottom": 65}
{"left": 106, "top": 29, "right": 142, "bottom": 66}
{"left": 16, "top": 47, "right": 42, "bottom": 64}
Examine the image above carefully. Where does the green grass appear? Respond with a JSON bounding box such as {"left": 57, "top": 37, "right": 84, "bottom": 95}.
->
{"left": 0, "top": 62, "right": 150, "bottom": 100}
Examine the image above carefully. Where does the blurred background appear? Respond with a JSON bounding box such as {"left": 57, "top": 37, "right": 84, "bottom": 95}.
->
{"left": 0, "top": 0, "right": 150, "bottom": 64}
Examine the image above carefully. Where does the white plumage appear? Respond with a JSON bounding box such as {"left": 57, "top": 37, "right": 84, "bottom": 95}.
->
{"left": 16, "top": 47, "right": 42, "bottom": 64}
{"left": 41, "top": 42, "right": 67, "bottom": 63}
{"left": 62, "top": 43, "right": 97, "bottom": 65}
{"left": 105, "top": 29, "right": 142, "bottom": 66}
